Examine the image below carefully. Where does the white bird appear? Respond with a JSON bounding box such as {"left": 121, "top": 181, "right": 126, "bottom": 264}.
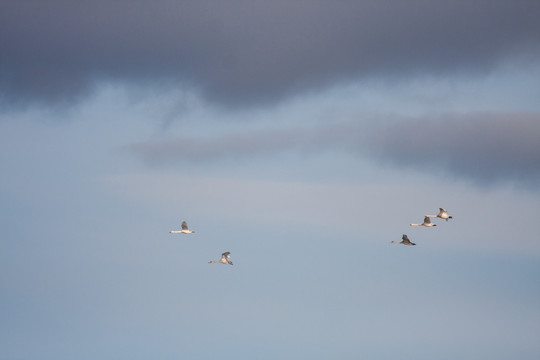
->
{"left": 426, "top": 208, "right": 453, "bottom": 221}
{"left": 410, "top": 216, "right": 437, "bottom": 227}
{"left": 169, "top": 220, "right": 195, "bottom": 234}
{"left": 391, "top": 234, "right": 416, "bottom": 246}
{"left": 209, "top": 252, "right": 233, "bottom": 265}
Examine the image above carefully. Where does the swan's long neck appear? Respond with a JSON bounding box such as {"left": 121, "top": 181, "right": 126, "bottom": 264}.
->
{"left": 170, "top": 230, "right": 182, "bottom": 233}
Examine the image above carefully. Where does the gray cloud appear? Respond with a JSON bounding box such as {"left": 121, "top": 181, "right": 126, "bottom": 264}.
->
{"left": 2, "top": 1, "right": 540, "bottom": 107}
{"left": 128, "top": 128, "right": 310, "bottom": 165}
{"left": 129, "top": 112, "right": 540, "bottom": 186}
{"left": 359, "top": 112, "right": 540, "bottom": 186}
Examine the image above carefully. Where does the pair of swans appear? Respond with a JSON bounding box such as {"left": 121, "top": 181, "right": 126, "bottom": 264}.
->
{"left": 169, "top": 220, "right": 233, "bottom": 265}
{"left": 410, "top": 208, "right": 453, "bottom": 227}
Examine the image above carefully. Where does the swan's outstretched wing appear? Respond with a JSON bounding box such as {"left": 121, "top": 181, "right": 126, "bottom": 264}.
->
{"left": 181, "top": 221, "right": 189, "bottom": 230}
{"left": 402, "top": 234, "right": 415, "bottom": 245}
{"left": 222, "top": 251, "right": 231, "bottom": 260}
{"left": 423, "top": 216, "right": 432, "bottom": 224}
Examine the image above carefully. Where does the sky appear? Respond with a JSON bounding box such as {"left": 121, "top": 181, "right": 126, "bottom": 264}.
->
{"left": 1, "top": 1, "right": 540, "bottom": 359}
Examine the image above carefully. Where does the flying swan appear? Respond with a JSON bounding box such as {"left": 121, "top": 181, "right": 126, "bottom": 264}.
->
{"left": 170, "top": 220, "right": 195, "bottom": 234}
{"left": 391, "top": 234, "right": 416, "bottom": 246}
{"left": 410, "top": 216, "right": 437, "bottom": 227}
{"left": 426, "top": 208, "right": 453, "bottom": 221}
{"left": 208, "top": 252, "right": 233, "bottom": 265}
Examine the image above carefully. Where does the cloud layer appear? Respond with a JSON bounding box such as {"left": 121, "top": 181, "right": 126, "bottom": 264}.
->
{"left": 129, "top": 112, "right": 540, "bottom": 186}
{"left": 361, "top": 112, "right": 540, "bottom": 185}
{"left": 2, "top": 1, "right": 540, "bottom": 106}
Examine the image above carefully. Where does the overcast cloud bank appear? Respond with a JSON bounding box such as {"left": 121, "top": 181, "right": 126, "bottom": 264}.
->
{"left": 2, "top": 1, "right": 540, "bottom": 107}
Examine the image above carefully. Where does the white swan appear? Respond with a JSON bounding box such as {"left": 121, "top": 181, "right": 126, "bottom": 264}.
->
{"left": 169, "top": 220, "right": 195, "bottom": 234}
{"left": 391, "top": 234, "right": 416, "bottom": 246}
{"left": 427, "top": 208, "right": 453, "bottom": 221}
{"left": 209, "top": 252, "right": 233, "bottom": 265}
{"left": 410, "top": 216, "right": 437, "bottom": 227}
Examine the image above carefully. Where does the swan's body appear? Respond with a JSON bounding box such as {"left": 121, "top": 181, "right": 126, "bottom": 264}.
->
{"left": 170, "top": 220, "right": 195, "bottom": 234}
{"left": 427, "top": 208, "right": 453, "bottom": 221}
{"left": 391, "top": 234, "right": 416, "bottom": 246}
{"left": 209, "top": 252, "right": 233, "bottom": 265}
{"left": 410, "top": 216, "right": 437, "bottom": 227}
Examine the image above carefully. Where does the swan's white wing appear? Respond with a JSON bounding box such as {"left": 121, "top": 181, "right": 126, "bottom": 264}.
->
{"left": 181, "top": 221, "right": 189, "bottom": 230}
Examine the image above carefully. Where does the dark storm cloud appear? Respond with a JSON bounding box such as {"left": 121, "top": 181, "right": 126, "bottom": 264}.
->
{"left": 2, "top": 1, "right": 540, "bottom": 107}
{"left": 129, "top": 112, "right": 540, "bottom": 186}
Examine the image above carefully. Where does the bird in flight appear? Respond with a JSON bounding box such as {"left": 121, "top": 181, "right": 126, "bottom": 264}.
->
{"left": 426, "top": 208, "right": 453, "bottom": 221}
{"left": 410, "top": 216, "right": 437, "bottom": 227}
{"left": 391, "top": 234, "right": 416, "bottom": 246}
{"left": 170, "top": 220, "right": 195, "bottom": 234}
{"left": 208, "top": 252, "right": 233, "bottom": 265}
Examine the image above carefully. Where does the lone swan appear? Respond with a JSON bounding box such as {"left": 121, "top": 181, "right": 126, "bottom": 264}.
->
{"left": 209, "top": 252, "right": 233, "bottom": 265}
{"left": 170, "top": 220, "right": 195, "bottom": 234}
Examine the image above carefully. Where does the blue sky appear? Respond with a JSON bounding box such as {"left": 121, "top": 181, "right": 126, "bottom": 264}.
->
{"left": 1, "top": 1, "right": 540, "bottom": 359}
